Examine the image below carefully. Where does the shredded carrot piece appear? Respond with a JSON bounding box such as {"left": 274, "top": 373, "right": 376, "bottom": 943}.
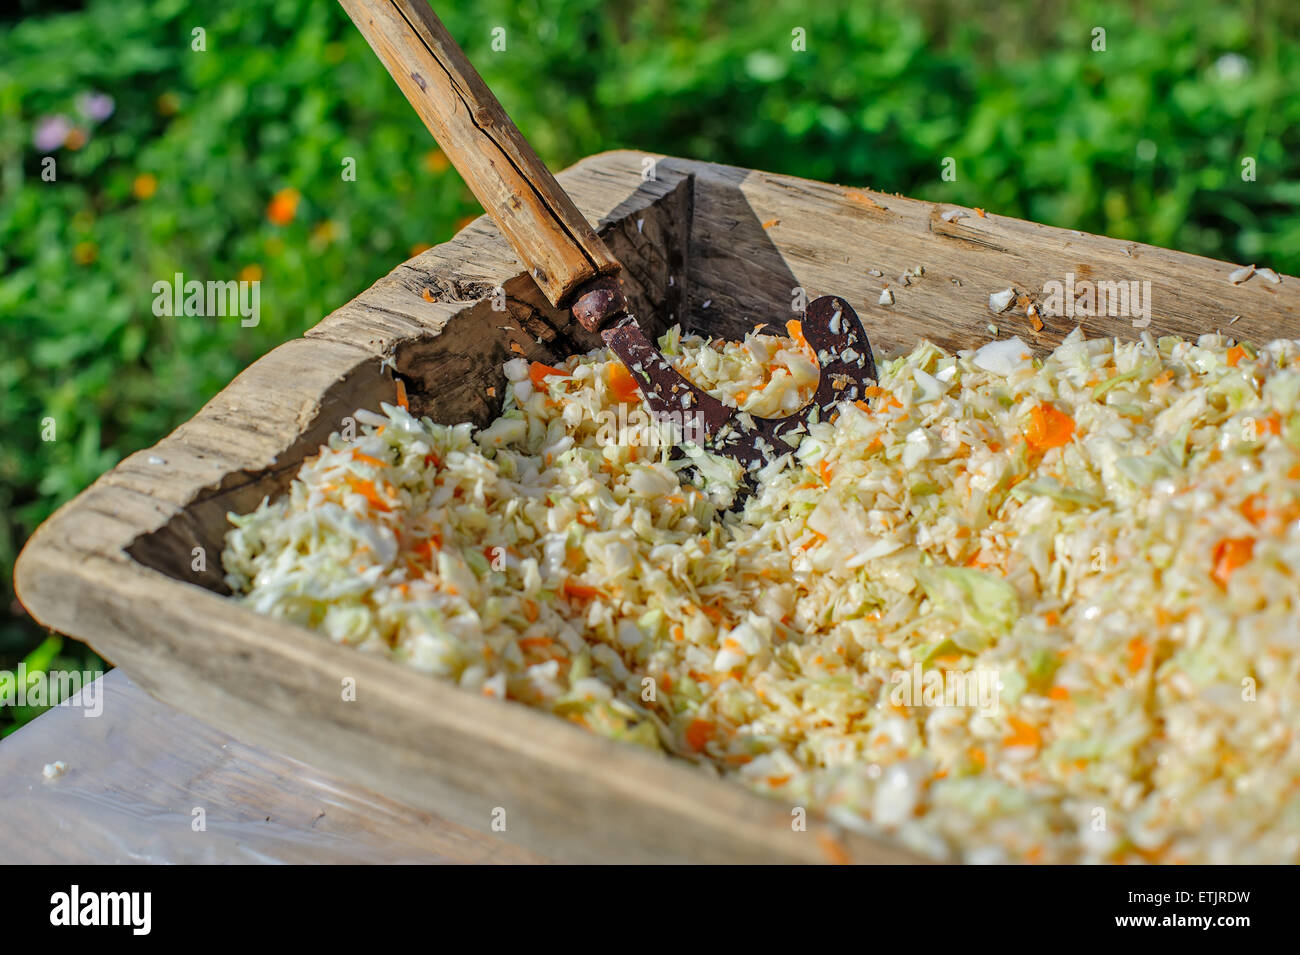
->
{"left": 1043, "top": 610, "right": 1060, "bottom": 626}
{"left": 1226, "top": 345, "right": 1247, "bottom": 367}
{"left": 1003, "top": 716, "right": 1041, "bottom": 749}
{"left": 1127, "top": 637, "right": 1149, "bottom": 674}
{"left": 530, "top": 361, "right": 569, "bottom": 389}
{"left": 562, "top": 578, "right": 600, "bottom": 602}
{"left": 607, "top": 361, "right": 641, "bottom": 403}
{"left": 519, "top": 636, "right": 553, "bottom": 651}
{"left": 1289, "top": 462, "right": 1300, "bottom": 480}
{"left": 412, "top": 534, "right": 442, "bottom": 561}
{"left": 685, "top": 718, "right": 715, "bottom": 752}
{"left": 1212, "top": 536, "right": 1255, "bottom": 587}
{"left": 818, "top": 458, "right": 833, "bottom": 485}
{"left": 1048, "top": 685, "right": 1070, "bottom": 701}
{"left": 521, "top": 598, "right": 539, "bottom": 622}
{"left": 1264, "top": 411, "right": 1282, "bottom": 436}
{"left": 816, "top": 831, "right": 851, "bottom": 865}
{"left": 1240, "top": 493, "right": 1269, "bottom": 524}
{"left": 785, "top": 319, "right": 813, "bottom": 355}
{"left": 1025, "top": 402, "right": 1075, "bottom": 451}
{"left": 351, "top": 449, "right": 387, "bottom": 468}
{"left": 801, "top": 530, "right": 827, "bottom": 550}
{"left": 345, "top": 475, "right": 391, "bottom": 512}
{"left": 394, "top": 378, "right": 409, "bottom": 410}
{"left": 968, "top": 747, "right": 986, "bottom": 770}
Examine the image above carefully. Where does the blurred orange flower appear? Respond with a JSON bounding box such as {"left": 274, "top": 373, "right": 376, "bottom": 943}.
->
{"left": 132, "top": 173, "right": 157, "bottom": 199}
{"left": 267, "top": 188, "right": 300, "bottom": 225}
{"left": 409, "top": 242, "right": 433, "bottom": 256}
{"left": 73, "top": 241, "right": 97, "bottom": 265}
{"left": 239, "top": 264, "right": 263, "bottom": 283}
{"left": 311, "top": 220, "right": 340, "bottom": 244}
{"left": 423, "top": 149, "right": 450, "bottom": 173}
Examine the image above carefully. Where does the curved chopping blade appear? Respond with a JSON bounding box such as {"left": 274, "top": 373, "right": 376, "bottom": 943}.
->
{"left": 601, "top": 295, "right": 878, "bottom": 473}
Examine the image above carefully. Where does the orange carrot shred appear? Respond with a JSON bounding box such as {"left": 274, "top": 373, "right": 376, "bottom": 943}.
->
{"left": 345, "top": 475, "right": 391, "bottom": 512}
{"left": 816, "top": 831, "right": 852, "bottom": 865}
{"left": 562, "top": 578, "right": 600, "bottom": 602}
{"left": 607, "top": 360, "right": 641, "bottom": 403}
{"left": 1003, "top": 716, "right": 1041, "bottom": 749}
{"left": 530, "top": 361, "right": 569, "bottom": 389}
{"left": 1211, "top": 536, "right": 1254, "bottom": 587}
{"left": 1240, "top": 493, "right": 1268, "bottom": 524}
{"left": 685, "top": 718, "right": 715, "bottom": 752}
{"left": 1127, "top": 637, "right": 1149, "bottom": 674}
{"left": 1025, "top": 403, "right": 1075, "bottom": 451}
{"left": 785, "top": 319, "right": 811, "bottom": 354}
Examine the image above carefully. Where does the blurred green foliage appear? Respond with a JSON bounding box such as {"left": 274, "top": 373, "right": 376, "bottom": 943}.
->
{"left": 2, "top": 0, "right": 1297, "bottom": 730}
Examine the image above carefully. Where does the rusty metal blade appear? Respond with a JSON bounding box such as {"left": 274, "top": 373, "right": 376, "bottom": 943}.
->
{"left": 602, "top": 296, "right": 878, "bottom": 474}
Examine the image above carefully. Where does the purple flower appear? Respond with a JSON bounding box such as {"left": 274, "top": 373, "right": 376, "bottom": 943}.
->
{"left": 76, "top": 91, "right": 115, "bottom": 122}
{"left": 33, "top": 114, "right": 71, "bottom": 152}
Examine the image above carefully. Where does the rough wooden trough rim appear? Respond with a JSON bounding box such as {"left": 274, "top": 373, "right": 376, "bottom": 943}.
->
{"left": 16, "top": 150, "right": 1299, "bottom": 864}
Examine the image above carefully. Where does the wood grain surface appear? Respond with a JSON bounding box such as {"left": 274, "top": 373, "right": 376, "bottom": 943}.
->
{"left": 0, "top": 670, "right": 543, "bottom": 863}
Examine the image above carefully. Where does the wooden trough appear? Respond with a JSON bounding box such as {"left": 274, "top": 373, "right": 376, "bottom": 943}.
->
{"left": 15, "top": 150, "right": 1300, "bottom": 863}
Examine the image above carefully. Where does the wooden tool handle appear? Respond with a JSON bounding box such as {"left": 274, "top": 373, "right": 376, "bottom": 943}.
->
{"left": 339, "top": 0, "right": 622, "bottom": 310}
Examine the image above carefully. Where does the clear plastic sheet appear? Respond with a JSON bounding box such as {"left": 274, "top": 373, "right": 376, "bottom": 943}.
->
{"left": 0, "top": 669, "right": 535, "bottom": 863}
